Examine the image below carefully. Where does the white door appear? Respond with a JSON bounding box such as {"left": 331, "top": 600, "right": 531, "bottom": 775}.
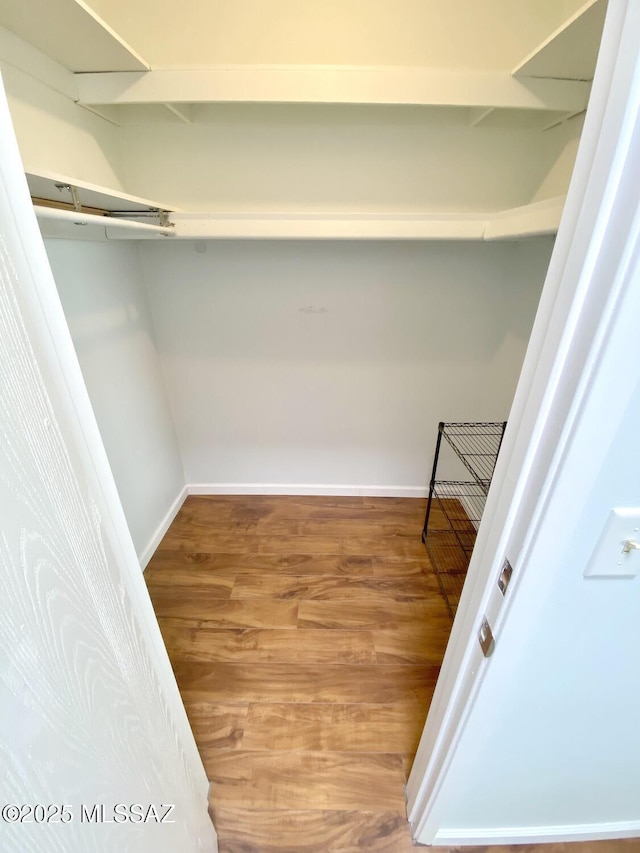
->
{"left": 0, "top": 76, "right": 217, "bottom": 851}
{"left": 408, "top": 0, "right": 640, "bottom": 844}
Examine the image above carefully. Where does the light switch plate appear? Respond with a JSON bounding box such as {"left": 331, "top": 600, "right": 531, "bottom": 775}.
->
{"left": 584, "top": 508, "right": 640, "bottom": 578}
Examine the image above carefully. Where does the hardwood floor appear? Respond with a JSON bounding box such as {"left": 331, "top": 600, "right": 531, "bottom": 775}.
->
{"left": 146, "top": 496, "right": 640, "bottom": 853}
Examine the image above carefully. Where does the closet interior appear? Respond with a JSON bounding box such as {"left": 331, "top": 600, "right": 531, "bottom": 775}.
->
{"left": 0, "top": 1, "right": 607, "bottom": 563}
{"left": 0, "top": 1, "right": 608, "bottom": 848}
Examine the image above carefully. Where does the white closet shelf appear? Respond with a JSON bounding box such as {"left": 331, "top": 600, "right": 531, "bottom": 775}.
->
{"left": 512, "top": 0, "right": 606, "bottom": 82}
{"left": 167, "top": 198, "right": 565, "bottom": 241}
{"left": 28, "top": 170, "right": 562, "bottom": 242}
{"left": 483, "top": 197, "right": 565, "bottom": 240}
{"left": 75, "top": 66, "right": 590, "bottom": 114}
{"left": 26, "top": 169, "right": 178, "bottom": 214}
{"left": 0, "top": 0, "right": 149, "bottom": 72}
{"left": 27, "top": 169, "right": 177, "bottom": 238}
{"left": 36, "top": 199, "right": 563, "bottom": 242}
{"left": 169, "top": 212, "right": 487, "bottom": 241}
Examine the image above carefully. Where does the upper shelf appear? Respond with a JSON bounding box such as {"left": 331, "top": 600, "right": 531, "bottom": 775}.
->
{"left": 0, "top": 0, "right": 149, "bottom": 72}
{"left": 75, "top": 66, "right": 590, "bottom": 114}
{"left": 31, "top": 172, "right": 563, "bottom": 243}
{"left": 167, "top": 197, "right": 564, "bottom": 241}
{"left": 512, "top": 0, "right": 607, "bottom": 82}
{"left": 27, "top": 169, "right": 178, "bottom": 214}
{"left": 27, "top": 169, "right": 177, "bottom": 239}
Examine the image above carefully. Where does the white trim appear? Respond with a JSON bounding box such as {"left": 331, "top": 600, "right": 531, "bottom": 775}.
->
{"left": 139, "top": 486, "right": 188, "bottom": 569}
{"left": 170, "top": 210, "right": 486, "bottom": 241}
{"left": 76, "top": 65, "right": 590, "bottom": 112}
{"left": 407, "top": 0, "right": 640, "bottom": 842}
{"left": 36, "top": 202, "right": 563, "bottom": 242}
{"left": 482, "top": 196, "right": 565, "bottom": 240}
{"left": 167, "top": 198, "right": 563, "bottom": 241}
{"left": 187, "top": 483, "right": 428, "bottom": 498}
{"left": 435, "top": 820, "right": 640, "bottom": 846}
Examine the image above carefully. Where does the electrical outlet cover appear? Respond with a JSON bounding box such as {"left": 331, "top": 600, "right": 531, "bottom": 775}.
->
{"left": 584, "top": 508, "right": 640, "bottom": 578}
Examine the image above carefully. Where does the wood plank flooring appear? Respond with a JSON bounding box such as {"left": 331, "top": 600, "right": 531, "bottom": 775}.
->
{"left": 146, "top": 496, "right": 640, "bottom": 853}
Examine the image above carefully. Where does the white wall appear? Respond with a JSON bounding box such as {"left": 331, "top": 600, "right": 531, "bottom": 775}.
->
{"left": 532, "top": 114, "right": 585, "bottom": 203}
{"left": 140, "top": 238, "right": 552, "bottom": 492}
{"left": 118, "top": 106, "right": 562, "bottom": 214}
{"left": 410, "top": 2, "right": 640, "bottom": 837}
{"left": 1, "top": 61, "right": 124, "bottom": 189}
{"left": 0, "top": 23, "right": 582, "bottom": 216}
{"left": 87, "top": 0, "right": 572, "bottom": 71}
{"left": 434, "top": 379, "right": 640, "bottom": 839}
{"left": 45, "top": 240, "right": 185, "bottom": 564}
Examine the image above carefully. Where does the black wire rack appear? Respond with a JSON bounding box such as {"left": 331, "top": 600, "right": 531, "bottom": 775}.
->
{"left": 422, "top": 422, "right": 507, "bottom": 619}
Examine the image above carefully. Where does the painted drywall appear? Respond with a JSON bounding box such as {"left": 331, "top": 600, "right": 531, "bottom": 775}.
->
{"left": 123, "top": 105, "right": 574, "bottom": 217}
{"left": 429, "top": 291, "right": 640, "bottom": 841}
{"left": 140, "top": 238, "right": 553, "bottom": 491}
{"left": 409, "top": 4, "right": 640, "bottom": 841}
{"left": 45, "top": 240, "right": 185, "bottom": 564}
{"left": 0, "top": 20, "right": 583, "bottom": 216}
{"left": 118, "top": 104, "right": 564, "bottom": 214}
{"left": 532, "top": 114, "right": 585, "bottom": 203}
{"left": 87, "top": 0, "right": 569, "bottom": 70}
{"left": 1, "top": 61, "right": 124, "bottom": 188}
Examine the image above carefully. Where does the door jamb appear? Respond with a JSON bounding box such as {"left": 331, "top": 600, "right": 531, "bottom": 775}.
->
{"left": 407, "top": 0, "right": 637, "bottom": 840}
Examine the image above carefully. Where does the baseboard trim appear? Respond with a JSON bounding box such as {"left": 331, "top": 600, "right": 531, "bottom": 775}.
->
{"left": 187, "top": 483, "right": 429, "bottom": 498}
{"left": 139, "top": 485, "right": 188, "bottom": 569}
{"left": 432, "top": 820, "right": 640, "bottom": 846}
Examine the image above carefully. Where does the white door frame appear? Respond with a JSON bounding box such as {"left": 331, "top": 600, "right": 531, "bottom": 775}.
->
{"left": 407, "top": 0, "right": 640, "bottom": 842}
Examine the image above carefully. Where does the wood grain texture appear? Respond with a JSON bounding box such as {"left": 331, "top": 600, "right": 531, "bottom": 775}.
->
{"left": 207, "top": 750, "right": 407, "bottom": 810}
{"left": 241, "top": 703, "right": 426, "bottom": 754}
{"left": 0, "top": 132, "right": 216, "bottom": 852}
{"left": 146, "top": 566, "right": 236, "bottom": 595}
{"left": 148, "top": 496, "right": 640, "bottom": 852}
{"left": 174, "top": 494, "right": 427, "bottom": 521}
{"left": 146, "top": 494, "right": 444, "bottom": 851}
{"left": 298, "top": 598, "right": 450, "bottom": 629}
{"left": 147, "top": 549, "right": 435, "bottom": 579}
{"left": 373, "top": 625, "right": 452, "bottom": 665}
{"left": 230, "top": 572, "right": 440, "bottom": 601}
{"left": 185, "top": 702, "right": 248, "bottom": 751}
{"left": 211, "top": 807, "right": 416, "bottom": 853}
{"left": 148, "top": 551, "right": 377, "bottom": 576}
{"left": 161, "top": 531, "right": 428, "bottom": 558}
{"left": 174, "top": 661, "right": 437, "bottom": 705}
{"left": 150, "top": 595, "right": 299, "bottom": 626}
{"left": 213, "top": 803, "right": 640, "bottom": 853}
{"left": 157, "top": 623, "right": 376, "bottom": 664}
